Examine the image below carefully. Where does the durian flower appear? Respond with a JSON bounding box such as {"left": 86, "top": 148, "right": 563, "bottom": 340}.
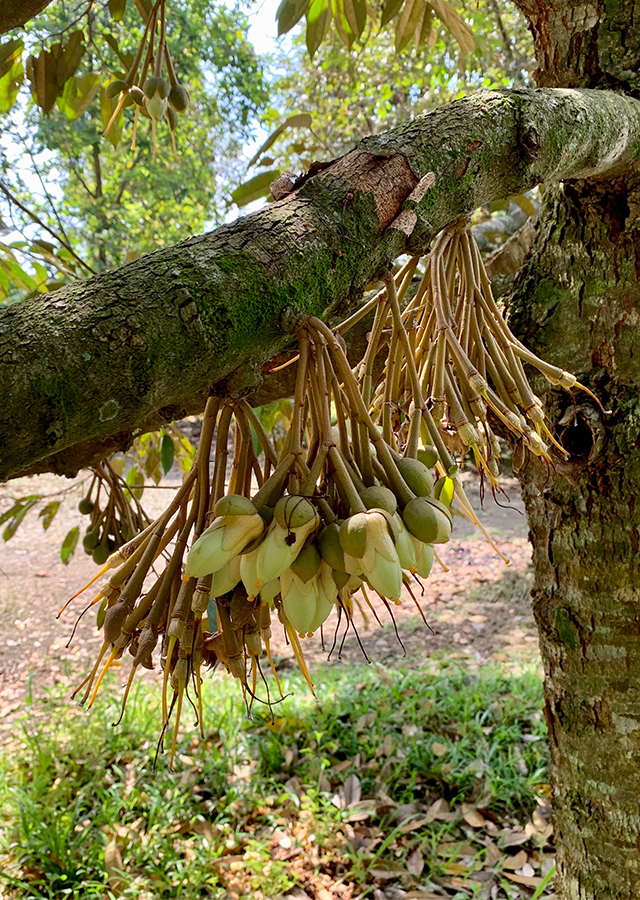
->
{"left": 210, "top": 555, "right": 241, "bottom": 597}
{"left": 185, "top": 511, "right": 264, "bottom": 578}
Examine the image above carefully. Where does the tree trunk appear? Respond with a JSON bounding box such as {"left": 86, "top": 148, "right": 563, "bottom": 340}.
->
{"left": 508, "top": 3, "right": 640, "bottom": 895}
{"left": 509, "top": 177, "right": 640, "bottom": 899}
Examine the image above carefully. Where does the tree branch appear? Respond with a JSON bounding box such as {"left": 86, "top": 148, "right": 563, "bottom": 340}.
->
{"left": 2, "top": 87, "right": 640, "bottom": 481}
{"left": 0, "top": 0, "right": 53, "bottom": 33}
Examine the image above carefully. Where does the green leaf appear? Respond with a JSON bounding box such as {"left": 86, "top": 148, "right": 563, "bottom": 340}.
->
{"left": 39, "top": 500, "right": 61, "bottom": 530}
{"left": 231, "top": 170, "right": 281, "bottom": 207}
{"left": 144, "top": 446, "right": 161, "bottom": 482}
{"left": 3, "top": 498, "right": 39, "bottom": 541}
{"left": 429, "top": 0, "right": 474, "bottom": 54}
{"left": 513, "top": 194, "right": 537, "bottom": 217}
{"left": 61, "top": 526, "right": 80, "bottom": 565}
{"left": 126, "top": 466, "right": 145, "bottom": 500}
{"left": 342, "top": 0, "right": 366, "bottom": 39}
{"left": 102, "top": 33, "right": 134, "bottom": 69}
{"left": 0, "top": 498, "right": 37, "bottom": 528}
{"left": 53, "top": 30, "right": 85, "bottom": 86}
{"left": 306, "top": 0, "right": 331, "bottom": 57}
{"left": 0, "top": 55, "right": 24, "bottom": 112}
{"left": 0, "top": 38, "right": 23, "bottom": 80}
{"left": 380, "top": 0, "right": 405, "bottom": 28}
{"left": 247, "top": 113, "right": 312, "bottom": 168}
{"left": 276, "top": 0, "right": 309, "bottom": 35}
{"left": 161, "top": 434, "right": 175, "bottom": 474}
{"left": 101, "top": 82, "right": 124, "bottom": 148}
{"left": 331, "top": 0, "right": 356, "bottom": 47}
{"left": 108, "top": 0, "right": 127, "bottom": 22}
{"left": 395, "top": 0, "right": 424, "bottom": 52}
{"left": 27, "top": 49, "right": 59, "bottom": 113}
{"left": 60, "top": 71, "right": 101, "bottom": 120}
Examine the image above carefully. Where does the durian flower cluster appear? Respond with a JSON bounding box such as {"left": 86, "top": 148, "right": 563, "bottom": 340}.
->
{"left": 64, "top": 221, "right": 594, "bottom": 766}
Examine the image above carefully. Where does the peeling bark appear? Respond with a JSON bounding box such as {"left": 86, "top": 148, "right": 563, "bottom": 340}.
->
{"left": 3, "top": 87, "right": 640, "bottom": 481}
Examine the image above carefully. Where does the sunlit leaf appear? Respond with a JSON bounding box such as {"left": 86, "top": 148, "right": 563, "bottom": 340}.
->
{"left": 0, "top": 38, "right": 23, "bottom": 80}
{"left": 331, "top": 0, "right": 356, "bottom": 47}
{"left": 60, "top": 71, "right": 101, "bottom": 120}
{"left": 126, "top": 466, "right": 145, "bottom": 500}
{"left": 342, "top": 0, "right": 366, "bottom": 39}
{"left": 0, "top": 55, "right": 23, "bottom": 112}
{"left": 231, "top": 170, "right": 281, "bottom": 207}
{"left": 108, "top": 0, "right": 127, "bottom": 22}
{"left": 0, "top": 497, "right": 39, "bottom": 533}
{"left": 306, "top": 0, "right": 331, "bottom": 57}
{"left": 101, "top": 82, "right": 124, "bottom": 148}
{"left": 513, "top": 194, "right": 537, "bottom": 217}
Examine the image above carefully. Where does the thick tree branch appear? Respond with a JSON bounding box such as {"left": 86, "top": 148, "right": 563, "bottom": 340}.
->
{"left": 0, "top": 0, "right": 53, "bottom": 33}
{"left": 2, "top": 87, "right": 640, "bottom": 481}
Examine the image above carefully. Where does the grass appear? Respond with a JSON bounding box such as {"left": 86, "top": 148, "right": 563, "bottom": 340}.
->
{"left": 0, "top": 661, "right": 550, "bottom": 899}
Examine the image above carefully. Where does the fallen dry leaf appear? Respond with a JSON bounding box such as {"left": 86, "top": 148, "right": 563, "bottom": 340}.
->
{"left": 502, "top": 849, "right": 528, "bottom": 870}
{"left": 406, "top": 848, "right": 424, "bottom": 876}
{"left": 344, "top": 773, "right": 361, "bottom": 807}
{"left": 425, "top": 798, "right": 450, "bottom": 822}
{"left": 431, "top": 741, "right": 448, "bottom": 757}
{"left": 502, "top": 871, "right": 543, "bottom": 887}
{"left": 104, "top": 838, "right": 125, "bottom": 895}
{"left": 501, "top": 828, "right": 530, "bottom": 847}
{"left": 461, "top": 803, "right": 486, "bottom": 828}
{"left": 398, "top": 815, "right": 431, "bottom": 833}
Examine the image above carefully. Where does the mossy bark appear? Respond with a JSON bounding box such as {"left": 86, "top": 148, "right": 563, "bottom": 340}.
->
{"left": 507, "top": 3, "right": 640, "bottom": 896}
{"left": 509, "top": 178, "right": 640, "bottom": 899}
{"left": 3, "top": 87, "right": 640, "bottom": 481}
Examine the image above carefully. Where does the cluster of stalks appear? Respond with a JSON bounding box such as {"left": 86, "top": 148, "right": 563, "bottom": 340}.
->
{"left": 78, "top": 461, "right": 150, "bottom": 564}
{"left": 103, "top": 0, "right": 189, "bottom": 158}
{"left": 64, "top": 220, "right": 595, "bottom": 766}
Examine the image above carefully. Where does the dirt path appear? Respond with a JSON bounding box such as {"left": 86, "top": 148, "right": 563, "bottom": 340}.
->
{"left": 0, "top": 471, "right": 536, "bottom": 734}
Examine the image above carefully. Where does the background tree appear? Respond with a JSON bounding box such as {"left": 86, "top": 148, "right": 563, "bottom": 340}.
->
{"left": 0, "top": 0, "right": 266, "bottom": 291}
{"left": 1, "top": 2, "right": 640, "bottom": 899}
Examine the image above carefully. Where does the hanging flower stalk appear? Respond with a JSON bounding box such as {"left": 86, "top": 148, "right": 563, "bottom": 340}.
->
{"left": 64, "top": 219, "right": 598, "bottom": 766}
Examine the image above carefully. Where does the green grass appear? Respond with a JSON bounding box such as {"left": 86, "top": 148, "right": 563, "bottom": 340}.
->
{"left": 0, "top": 662, "right": 548, "bottom": 899}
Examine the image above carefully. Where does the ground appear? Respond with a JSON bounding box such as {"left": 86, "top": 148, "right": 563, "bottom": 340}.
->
{"left": 0, "top": 468, "right": 536, "bottom": 737}
{"left": 0, "top": 467, "right": 556, "bottom": 900}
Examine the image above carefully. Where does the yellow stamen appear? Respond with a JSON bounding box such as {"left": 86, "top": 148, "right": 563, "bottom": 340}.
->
{"left": 162, "top": 635, "right": 177, "bottom": 729}
{"left": 74, "top": 640, "right": 109, "bottom": 702}
{"left": 263, "top": 637, "right": 283, "bottom": 698}
{"left": 169, "top": 685, "right": 184, "bottom": 771}
{"left": 284, "top": 622, "right": 316, "bottom": 697}
{"left": 88, "top": 645, "right": 119, "bottom": 708}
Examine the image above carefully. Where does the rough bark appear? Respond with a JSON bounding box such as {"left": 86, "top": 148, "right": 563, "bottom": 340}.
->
{"left": 0, "top": 0, "right": 52, "bottom": 33}
{"left": 509, "top": 174, "right": 640, "bottom": 900}
{"left": 3, "top": 87, "right": 640, "bottom": 482}
{"left": 503, "top": 3, "right": 640, "bottom": 897}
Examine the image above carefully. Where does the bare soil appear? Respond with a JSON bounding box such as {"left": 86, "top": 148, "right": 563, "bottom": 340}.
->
{"left": 0, "top": 470, "right": 536, "bottom": 737}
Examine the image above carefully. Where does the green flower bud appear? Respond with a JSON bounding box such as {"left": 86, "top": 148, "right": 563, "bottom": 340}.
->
{"left": 397, "top": 457, "right": 434, "bottom": 497}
